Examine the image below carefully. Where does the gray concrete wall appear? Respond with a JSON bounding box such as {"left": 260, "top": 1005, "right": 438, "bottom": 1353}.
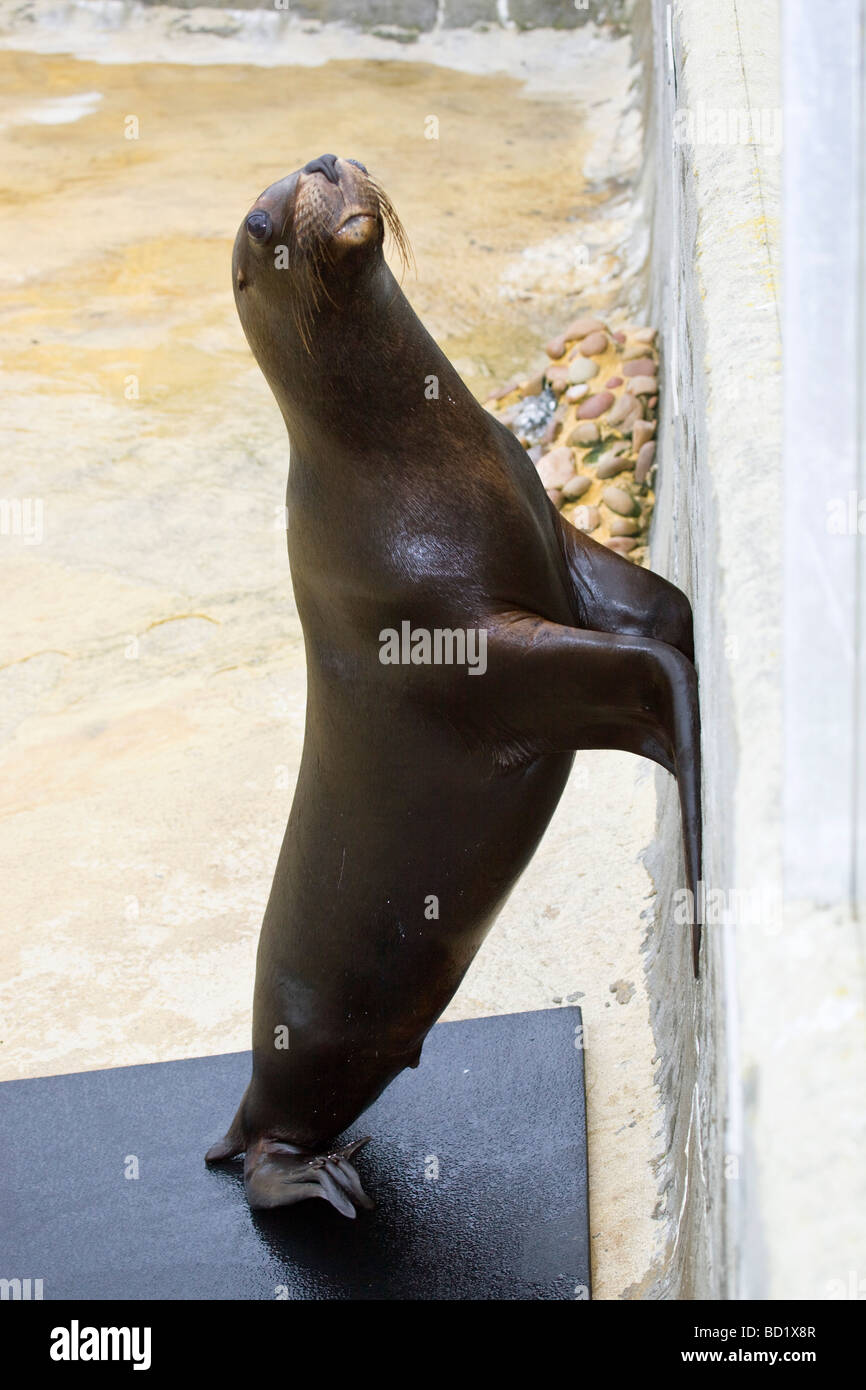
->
{"left": 643, "top": 0, "right": 782, "bottom": 1304}
{"left": 135, "top": 0, "right": 629, "bottom": 28}
{"left": 643, "top": 0, "right": 866, "bottom": 1300}
{"left": 628, "top": 0, "right": 732, "bottom": 1298}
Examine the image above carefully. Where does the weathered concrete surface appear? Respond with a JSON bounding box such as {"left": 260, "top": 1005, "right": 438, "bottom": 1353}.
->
{"left": 643, "top": 0, "right": 781, "bottom": 1303}
{"left": 644, "top": 0, "right": 866, "bottom": 1300}
{"left": 126, "top": 0, "right": 629, "bottom": 30}
{"left": 0, "top": 10, "right": 666, "bottom": 1298}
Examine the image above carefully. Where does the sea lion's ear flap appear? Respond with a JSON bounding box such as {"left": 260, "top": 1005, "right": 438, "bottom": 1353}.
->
{"left": 236, "top": 268, "right": 247, "bottom": 292}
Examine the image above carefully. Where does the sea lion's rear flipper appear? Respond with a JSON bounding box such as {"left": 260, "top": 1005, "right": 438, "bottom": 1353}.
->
{"left": 204, "top": 1089, "right": 249, "bottom": 1164}
{"left": 204, "top": 1131, "right": 245, "bottom": 1163}
{"left": 242, "top": 1135, "right": 374, "bottom": 1217}
{"left": 487, "top": 613, "right": 702, "bottom": 974}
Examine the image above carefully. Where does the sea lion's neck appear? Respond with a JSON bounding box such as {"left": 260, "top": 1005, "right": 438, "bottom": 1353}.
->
{"left": 270, "top": 261, "right": 487, "bottom": 470}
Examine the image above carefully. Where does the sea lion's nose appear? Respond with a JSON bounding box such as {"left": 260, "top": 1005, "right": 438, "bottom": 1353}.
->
{"left": 302, "top": 153, "right": 341, "bottom": 185}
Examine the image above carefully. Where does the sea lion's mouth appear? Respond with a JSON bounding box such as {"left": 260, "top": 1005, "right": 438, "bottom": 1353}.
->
{"left": 336, "top": 211, "right": 379, "bottom": 234}
{"left": 333, "top": 210, "right": 381, "bottom": 250}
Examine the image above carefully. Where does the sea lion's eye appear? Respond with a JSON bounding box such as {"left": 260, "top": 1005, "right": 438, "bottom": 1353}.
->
{"left": 247, "top": 210, "right": 272, "bottom": 242}
{"left": 347, "top": 159, "right": 368, "bottom": 174}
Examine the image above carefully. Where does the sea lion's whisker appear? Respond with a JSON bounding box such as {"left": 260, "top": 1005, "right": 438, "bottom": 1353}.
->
{"left": 367, "top": 175, "right": 414, "bottom": 276}
{"left": 289, "top": 231, "right": 335, "bottom": 352}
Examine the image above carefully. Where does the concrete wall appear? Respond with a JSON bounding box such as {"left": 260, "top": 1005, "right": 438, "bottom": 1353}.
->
{"left": 624, "top": 0, "right": 728, "bottom": 1298}
{"left": 136, "top": 0, "right": 630, "bottom": 29}
{"left": 644, "top": 0, "right": 866, "bottom": 1300}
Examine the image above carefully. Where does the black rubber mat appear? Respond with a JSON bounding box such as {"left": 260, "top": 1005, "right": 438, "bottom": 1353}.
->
{"left": 0, "top": 1006, "right": 589, "bottom": 1300}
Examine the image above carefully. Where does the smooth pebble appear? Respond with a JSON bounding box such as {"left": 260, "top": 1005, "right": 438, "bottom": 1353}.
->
{"left": 602, "top": 485, "right": 638, "bottom": 517}
{"left": 635, "top": 441, "right": 656, "bottom": 483}
{"left": 571, "top": 504, "right": 601, "bottom": 533}
{"left": 566, "top": 355, "right": 598, "bottom": 384}
{"left": 623, "top": 358, "right": 657, "bottom": 378}
{"left": 579, "top": 331, "right": 609, "bottom": 357}
{"left": 610, "top": 516, "right": 640, "bottom": 536}
{"left": 628, "top": 375, "right": 658, "bottom": 395}
{"left": 576, "top": 391, "right": 614, "bottom": 420}
{"left": 564, "top": 316, "right": 605, "bottom": 340}
{"left": 537, "top": 446, "right": 575, "bottom": 489}
{"left": 567, "top": 421, "right": 599, "bottom": 445}
{"left": 545, "top": 365, "right": 570, "bottom": 394}
{"left": 631, "top": 419, "right": 656, "bottom": 452}
{"left": 562, "top": 473, "right": 591, "bottom": 499}
{"left": 597, "top": 454, "right": 633, "bottom": 479}
{"left": 605, "top": 392, "right": 638, "bottom": 426}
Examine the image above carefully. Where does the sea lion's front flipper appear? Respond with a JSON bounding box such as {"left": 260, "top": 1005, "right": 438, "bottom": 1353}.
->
{"left": 243, "top": 1135, "right": 374, "bottom": 1217}
{"left": 552, "top": 504, "right": 696, "bottom": 662}
{"left": 487, "top": 613, "right": 702, "bottom": 974}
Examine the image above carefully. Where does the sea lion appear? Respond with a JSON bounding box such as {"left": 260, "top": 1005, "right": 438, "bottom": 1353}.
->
{"left": 205, "top": 153, "right": 702, "bottom": 1216}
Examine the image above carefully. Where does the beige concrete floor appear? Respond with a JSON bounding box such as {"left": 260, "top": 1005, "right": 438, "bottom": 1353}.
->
{"left": 0, "top": 12, "right": 666, "bottom": 1297}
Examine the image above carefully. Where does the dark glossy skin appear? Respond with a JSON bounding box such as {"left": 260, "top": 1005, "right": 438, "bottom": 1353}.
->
{"left": 205, "top": 155, "right": 702, "bottom": 1216}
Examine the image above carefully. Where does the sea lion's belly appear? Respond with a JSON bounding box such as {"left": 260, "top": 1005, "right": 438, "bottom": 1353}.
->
{"left": 246, "top": 698, "right": 572, "bottom": 1143}
{"left": 257, "top": 721, "right": 572, "bottom": 1016}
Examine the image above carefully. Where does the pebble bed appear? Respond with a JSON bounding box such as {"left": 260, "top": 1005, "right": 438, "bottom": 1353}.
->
{"left": 484, "top": 317, "right": 659, "bottom": 563}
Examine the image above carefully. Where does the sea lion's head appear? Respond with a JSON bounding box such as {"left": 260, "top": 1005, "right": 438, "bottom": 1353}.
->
{"left": 233, "top": 154, "right": 409, "bottom": 356}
